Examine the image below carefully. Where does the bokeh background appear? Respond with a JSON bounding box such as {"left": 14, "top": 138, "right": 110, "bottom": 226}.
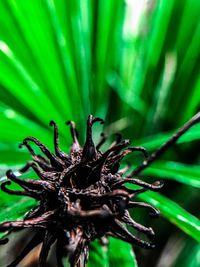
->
{"left": 0, "top": 0, "right": 200, "bottom": 266}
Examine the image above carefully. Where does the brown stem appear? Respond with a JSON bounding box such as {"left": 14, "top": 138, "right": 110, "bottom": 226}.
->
{"left": 131, "top": 111, "right": 200, "bottom": 175}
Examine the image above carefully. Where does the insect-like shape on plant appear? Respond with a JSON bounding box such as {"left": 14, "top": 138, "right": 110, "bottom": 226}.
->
{"left": 0, "top": 113, "right": 200, "bottom": 267}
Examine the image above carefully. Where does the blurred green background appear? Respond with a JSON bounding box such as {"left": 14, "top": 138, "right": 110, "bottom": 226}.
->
{"left": 0, "top": 0, "right": 200, "bottom": 266}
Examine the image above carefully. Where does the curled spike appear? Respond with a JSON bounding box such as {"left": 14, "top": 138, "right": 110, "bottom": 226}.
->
{"left": 125, "top": 187, "right": 148, "bottom": 196}
{"left": 20, "top": 141, "right": 55, "bottom": 171}
{"left": 6, "top": 169, "right": 36, "bottom": 187}
{"left": 19, "top": 160, "right": 54, "bottom": 174}
{"left": 1, "top": 181, "right": 36, "bottom": 198}
{"left": 128, "top": 201, "right": 160, "bottom": 217}
{"left": 19, "top": 161, "right": 32, "bottom": 173}
{"left": 112, "top": 179, "right": 164, "bottom": 191}
{"left": 110, "top": 219, "right": 154, "bottom": 249}
{"left": 23, "top": 137, "right": 64, "bottom": 169}
{"left": 85, "top": 147, "right": 117, "bottom": 185}
{"left": 107, "top": 140, "right": 130, "bottom": 157}
{"left": 5, "top": 170, "right": 42, "bottom": 198}
{"left": 108, "top": 148, "right": 134, "bottom": 162}
{"left": 122, "top": 210, "right": 154, "bottom": 236}
{"left": 19, "top": 161, "right": 54, "bottom": 174}
{"left": 0, "top": 211, "right": 55, "bottom": 231}
{"left": 50, "top": 120, "right": 69, "bottom": 160}
{"left": 66, "top": 121, "right": 81, "bottom": 152}
{"left": 95, "top": 139, "right": 130, "bottom": 168}
{"left": 82, "top": 115, "right": 104, "bottom": 161}
{"left": 129, "top": 146, "right": 149, "bottom": 158}
{"left": 92, "top": 117, "right": 104, "bottom": 124}
{"left": 6, "top": 170, "right": 55, "bottom": 192}
{"left": 30, "top": 162, "right": 59, "bottom": 182}
{"left": 85, "top": 142, "right": 131, "bottom": 185}
{"left": 106, "top": 148, "right": 135, "bottom": 173}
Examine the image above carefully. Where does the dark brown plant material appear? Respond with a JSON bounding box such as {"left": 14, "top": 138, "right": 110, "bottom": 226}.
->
{"left": 0, "top": 113, "right": 200, "bottom": 267}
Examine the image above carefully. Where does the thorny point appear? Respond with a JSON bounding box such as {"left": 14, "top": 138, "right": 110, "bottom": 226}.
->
{"left": 0, "top": 113, "right": 199, "bottom": 267}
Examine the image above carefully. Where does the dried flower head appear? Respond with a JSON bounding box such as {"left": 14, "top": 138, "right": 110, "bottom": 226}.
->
{"left": 0, "top": 113, "right": 199, "bottom": 267}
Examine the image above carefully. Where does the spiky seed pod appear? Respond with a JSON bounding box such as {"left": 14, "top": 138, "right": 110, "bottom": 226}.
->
{"left": 0, "top": 115, "right": 164, "bottom": 267}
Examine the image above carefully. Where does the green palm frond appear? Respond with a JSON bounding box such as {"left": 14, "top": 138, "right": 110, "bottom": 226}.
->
{"left": 0, "top": 0, "right": 200, "bottom": 266}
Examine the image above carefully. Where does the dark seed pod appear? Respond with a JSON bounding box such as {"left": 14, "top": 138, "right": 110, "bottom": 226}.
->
{"left": 0, "top": 113, "right": 199, "bottom": 267}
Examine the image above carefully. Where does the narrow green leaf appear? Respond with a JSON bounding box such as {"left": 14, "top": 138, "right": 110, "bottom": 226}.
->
{"left": 173, "top": 241, "right": 200, "bottom": 267}
{"left": 108, "top": 238, "right": 138, "bottom": 267}
{"left": 0, "top": 41, "right": 64, "bottom": 126}
{"left": 135, "top": 123, "right": 200, "bottom": 151}
{"left": 88, "top": 238, "right": 138, "bottom": 267}
{"left": 88, "top": 240, "right": 109, "bottom": 267}
{"left": 138, "top": 192, "right": 200, "bottom": 242}
{"left": 143, "top": 160, "right": 200, "bottom": 188}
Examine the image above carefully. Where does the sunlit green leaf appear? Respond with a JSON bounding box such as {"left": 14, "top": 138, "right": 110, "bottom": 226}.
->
{"left": 138, "top": 192, "right": 200, "bottom": 242}
{"left": 108, "top": 238, "right": 138, "bottom": 267}
{"left": 0, "top": 0, "right": 200, "bottom": 265}
{"left": 88, "top": 240, "right": 109, "bottom": 267}
{"left": 143, "top": 161, "right": 200, "bottom": 188}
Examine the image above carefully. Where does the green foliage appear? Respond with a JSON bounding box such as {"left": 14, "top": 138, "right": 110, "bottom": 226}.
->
{"left": 139, "top": 192, "right": 200, "bottom": 242}
{"left": 88, "top": 240, "right": 109, "bottom": 267}
{"left": 107, "top": 238, "right": 138, "bottom": 267}
{"left": 88, "top": 238, "right": 137, "bottom": 267}
{"left": 0, "top": 0, "right": 200, "bottom": 266}
{"left": 172, "top": 241, "right": 200, "bottom": 267}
